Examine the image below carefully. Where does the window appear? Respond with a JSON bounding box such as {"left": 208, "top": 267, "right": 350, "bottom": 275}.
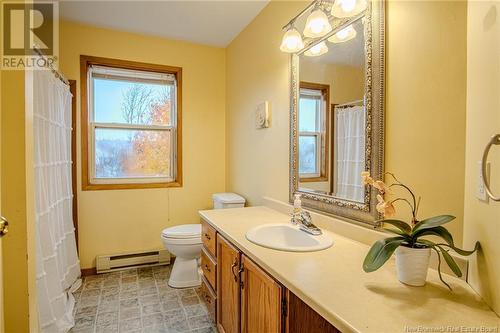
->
{"left": 80, "top": 56, "right": 182, "bottom": 190}
{"left": 298, "top": 82, "right": 330, "bottom": 181}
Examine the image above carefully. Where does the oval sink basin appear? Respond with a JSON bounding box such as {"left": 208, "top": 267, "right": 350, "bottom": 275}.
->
{"left": 245, "top": 223, "right": 333, "bottom": 252}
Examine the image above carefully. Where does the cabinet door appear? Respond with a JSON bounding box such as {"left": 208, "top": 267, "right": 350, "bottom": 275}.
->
{"left": 216, "top": 234, "right": 241, "bottom": 333}
{"left": 241, "top": 255, "right": 282, "bottom": 333}
{"left": 285, "top": 290, "right": 340, "bottom": 333}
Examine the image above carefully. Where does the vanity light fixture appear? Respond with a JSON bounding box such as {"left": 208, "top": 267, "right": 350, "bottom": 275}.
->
{"left": 280, "top": 27, "right": 305, "bottom": 53}
{"left": 328, "top": 24, "right": 357, "bottom": 43}
{"left": 331, "top": 0, "right": 367, "bottom": 18}
{"left": 303, "top": 9, "right": 332, "bottom": 38}
{"left": 304, "top": 41, "right": 328, "bottom": 57}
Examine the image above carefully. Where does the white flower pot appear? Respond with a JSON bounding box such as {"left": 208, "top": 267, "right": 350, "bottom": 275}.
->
{"left": 395, "top": 246, "right": 431, "bottom": 286}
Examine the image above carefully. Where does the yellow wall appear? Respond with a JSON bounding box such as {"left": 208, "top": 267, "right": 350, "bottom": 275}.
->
{"left": 463, "top": 0, "right": 500, "bottom": 315}
{"left": 226, "top": 1, "right": 306, "bottom": 207}
{"left": 226, "top": 1, "right": 467, "bottom": 244}
{"left": 1, "top": 70, "right": 30, "bottom": 332}
{"left": 300, "top": 60, "right": 365, "bottom": 105}
{"left": 59, "top": 21, "right": 226, "bottom": 268}
{"left": 385, "top": 0, "right": 467, "bottom": 245}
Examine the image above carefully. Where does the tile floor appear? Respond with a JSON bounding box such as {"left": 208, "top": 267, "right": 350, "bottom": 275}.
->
{"left": 70, "top": 265, "right": 217, "bottom": 333}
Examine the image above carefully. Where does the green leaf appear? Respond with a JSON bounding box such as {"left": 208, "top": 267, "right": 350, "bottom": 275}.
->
{"left": 438, "top": 241, "right": 480, "bottom": 256}
{"left": 412, "top": 226, "right": 455, "bottom": 246}
{"left": 437, "top": 245, "right": 462, "bottom": 278}
{"left": 412, "top": 215, "right": 456, "bottom": 234}
{"left": 380, "top": 219, "right": 411, "bottom": 234}
{"left": 382, "top": 226, "right": 411, "bottom": 238}
{"left": 363, "top": 237, "right": 406, "bottom": 273}
{"left": 430, "top": 246, "right": 452, "bottom": 291}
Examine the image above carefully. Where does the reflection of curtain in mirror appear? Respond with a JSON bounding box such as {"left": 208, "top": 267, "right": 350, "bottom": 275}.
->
{"left": 335, "top": 106, "right": 365, "bottom": 202}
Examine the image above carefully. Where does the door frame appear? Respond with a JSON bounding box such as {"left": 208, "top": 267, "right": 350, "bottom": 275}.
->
{"left": 69, "top": 80, "right": 79, "bottom": 252}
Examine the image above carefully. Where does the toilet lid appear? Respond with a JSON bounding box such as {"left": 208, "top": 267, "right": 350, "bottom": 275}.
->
{"left": 162, "top": 224, "right": 201, "bottom": 239}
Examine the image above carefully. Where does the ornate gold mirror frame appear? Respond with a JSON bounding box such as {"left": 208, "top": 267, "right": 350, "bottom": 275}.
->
{"left": 290, "top": 1, "right": 385, "bottom": 225}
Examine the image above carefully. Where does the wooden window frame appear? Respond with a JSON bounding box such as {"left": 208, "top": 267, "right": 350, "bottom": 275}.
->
{"left": 299, "top": 81, "right": 330, "bottom": 183}
{"left": 80, "top": 55, "right": 183, "bottom": 190}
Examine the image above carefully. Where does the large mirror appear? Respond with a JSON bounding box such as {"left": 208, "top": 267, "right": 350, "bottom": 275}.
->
{"left": 290, "top": 1, "right": 385, "bottom": 225}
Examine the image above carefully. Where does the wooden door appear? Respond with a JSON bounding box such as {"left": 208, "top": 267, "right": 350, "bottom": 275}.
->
{"left": 0, "top": 73, "right": 5, "bottom": 331}
{"left": 0, "top": 214, "right": 4, "bottom": 333}
{"left": 241, "top": 255, "right": 282, "bottom": 333}
{"left": 216, "top": 235, "right": 241, "bottom": 333}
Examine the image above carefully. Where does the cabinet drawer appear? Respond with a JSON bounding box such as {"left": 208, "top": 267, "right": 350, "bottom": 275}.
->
{"left": 201, "top": 248, "right": 216, "bottom": 291}
{"left": 201, "top": 276, "right": 216, "bottom": 323}
{"left": 201, "top": 219, "right": 216, "bottom": 257}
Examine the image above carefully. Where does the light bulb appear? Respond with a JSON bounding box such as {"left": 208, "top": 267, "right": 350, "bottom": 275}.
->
{"left": 303, "top": 9, "right": 332, "bottom": 38}
{"left": 341, "top": 0, "right": 356, "bottom": 12}
{"left": 304, "top": 41, "right": 328, "bottom": 57}
{"left": 328, "top": 24, "right": 357, "bottom": 43}
{"left": 331, "top": 0, "right": 367, "bottom": 18}
{"left": 280, "top": 28, "right": 305, "bottom": 53}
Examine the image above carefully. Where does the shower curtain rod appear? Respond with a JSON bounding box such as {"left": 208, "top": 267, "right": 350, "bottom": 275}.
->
{"left": 336, "top": 99, "right": 364, "bottom": 108}
{"left": 32, "top": 45, "right": 69, "bottom": 85}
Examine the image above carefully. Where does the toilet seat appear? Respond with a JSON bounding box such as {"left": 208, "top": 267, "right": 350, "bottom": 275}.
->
{"left": 162, "top": 224, "right": 201, "bottom": 239}
{"left": 161, "top": 224, "right": 201, "bottom": 245}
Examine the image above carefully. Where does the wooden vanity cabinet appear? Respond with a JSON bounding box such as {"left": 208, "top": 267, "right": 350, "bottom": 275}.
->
{"left": 200, "top": 219, "right": 217, "bottom": 323}
{"left": 285, "top": 291, "right": 341, "bottom": 333}
{"left": 240, "top": 255, "right": 282, "bottom": 333}
{"left": 216, "top": 234, "right": 242, "bottom": 333}
{"left": 216, "top": 234, "right": 283, "bottom": 333}
{"left": 200, "top": 218, "right": 339, "bottom": 333}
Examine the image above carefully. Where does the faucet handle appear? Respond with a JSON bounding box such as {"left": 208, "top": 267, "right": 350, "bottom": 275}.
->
{"left": 300, "top": 211, "right": 312, "bottom": 225}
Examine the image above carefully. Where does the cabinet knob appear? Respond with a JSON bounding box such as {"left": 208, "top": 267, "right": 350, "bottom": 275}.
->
{"left": 204, "top": 233, "right": 211, "bottom": 240}
{"left": 204, "top": 264, "right": 211, "bottom": 272}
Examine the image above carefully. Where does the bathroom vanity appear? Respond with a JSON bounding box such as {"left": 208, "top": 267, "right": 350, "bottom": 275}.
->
{"left": 199, "top": 206, "right": 499, "bottom": 333}
{"left": 199, "top": 212, "right": 338, "bottom": 333}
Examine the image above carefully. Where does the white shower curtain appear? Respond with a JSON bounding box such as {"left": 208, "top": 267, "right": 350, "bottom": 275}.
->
{"left": 34, "top": 69, "right": 81, "bottom": 332}
{"left": 335, "top": 105, "right": 366, "bottom": 202}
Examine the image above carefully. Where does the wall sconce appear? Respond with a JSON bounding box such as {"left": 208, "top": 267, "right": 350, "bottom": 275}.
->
{"left": 280, "top": 0, "right": 367, "bottom": 54}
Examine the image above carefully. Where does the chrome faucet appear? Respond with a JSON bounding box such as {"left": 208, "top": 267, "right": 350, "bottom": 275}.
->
{"left": 292, "top": 211, "right": 322, "bottom": 236}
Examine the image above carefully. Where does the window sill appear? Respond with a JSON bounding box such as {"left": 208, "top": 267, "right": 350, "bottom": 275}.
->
{"left": 299, "top": 177, "right": 328, "bottom": 183}
{"left": 82, "top": 181, "right": 182, "bottom": 191}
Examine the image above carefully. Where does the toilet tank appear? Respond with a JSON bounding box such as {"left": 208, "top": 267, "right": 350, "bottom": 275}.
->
{"left": 213, "top": 193, "right": 246, "bottom": 209}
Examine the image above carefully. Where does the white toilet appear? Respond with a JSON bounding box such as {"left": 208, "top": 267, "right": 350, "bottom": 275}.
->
{"left": 161, "top": 193, "right": 245, "bottom": 288}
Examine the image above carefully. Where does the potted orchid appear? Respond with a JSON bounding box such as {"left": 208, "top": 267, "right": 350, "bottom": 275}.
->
{"left": 361, "top": 171, "right": 479, "bottom": 290}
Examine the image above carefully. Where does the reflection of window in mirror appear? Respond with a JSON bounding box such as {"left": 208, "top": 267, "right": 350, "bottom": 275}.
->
{"left": 298, "top": 82, "right": 330, "bottom": 183}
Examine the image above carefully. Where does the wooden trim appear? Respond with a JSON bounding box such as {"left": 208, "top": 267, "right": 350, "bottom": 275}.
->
{"left": 330, "top": 103, "right": 337, "bottom": 195}
{"left": 79, "top": 55, "right": 183, "bottom": 191}
{"left": 300, "top": 176, "right": 328, "bottom": 183}
{"left": 81, "top": 267, "right": 97, "bottom": 277}
{"left": 69, "top": 80, "right": 79, "bottom": 252}
{"left": 298, "top": 81, "right": 330, "bottom": 183}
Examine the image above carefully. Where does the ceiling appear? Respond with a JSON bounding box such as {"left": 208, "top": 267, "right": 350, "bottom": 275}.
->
{"left": 60, "top": 1, "right": 269, "bottom": 47}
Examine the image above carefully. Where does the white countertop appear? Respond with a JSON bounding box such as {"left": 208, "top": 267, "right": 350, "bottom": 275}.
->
{"left": 199, "top": 206, "right": 499, "bottom": 333}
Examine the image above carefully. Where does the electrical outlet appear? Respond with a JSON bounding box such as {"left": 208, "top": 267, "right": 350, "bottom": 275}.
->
{"left": 476, "top": 161, "right": 490, "bottom": 203}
